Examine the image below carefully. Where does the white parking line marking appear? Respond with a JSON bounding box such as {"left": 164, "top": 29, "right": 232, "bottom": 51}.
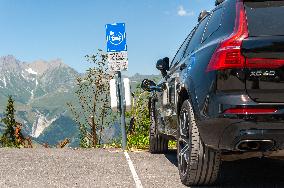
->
{"left": 124, "top": 151, "right": 143, "bottom": 188}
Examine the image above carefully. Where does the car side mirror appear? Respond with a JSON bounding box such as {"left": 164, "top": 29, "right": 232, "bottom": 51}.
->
{"left": 156, "top": 57, "right": 169, "bottom": 77}
{"left": 141, "top": 79, "right": 162, "bottom": 92}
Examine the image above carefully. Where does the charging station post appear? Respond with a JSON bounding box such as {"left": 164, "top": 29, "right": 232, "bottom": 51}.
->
{"left": 106, "top": 23, "right": 129, "bottom": 150}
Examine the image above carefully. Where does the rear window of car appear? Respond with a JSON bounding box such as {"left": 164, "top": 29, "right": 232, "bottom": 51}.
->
{"left": 202, "top": 7, "right": 223, "bottom": 43}
{"left": 244, "top": 1, "right": 284, "bottom": 36}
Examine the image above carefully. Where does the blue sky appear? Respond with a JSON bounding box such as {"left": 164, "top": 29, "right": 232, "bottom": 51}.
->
{"left": 0, "top": 0, "right": 214, "bottom": 75}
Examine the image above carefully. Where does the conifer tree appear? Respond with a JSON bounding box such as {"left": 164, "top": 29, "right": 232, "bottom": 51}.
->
{"left": 0, "top": 96, "right": 17, "bottom": 147}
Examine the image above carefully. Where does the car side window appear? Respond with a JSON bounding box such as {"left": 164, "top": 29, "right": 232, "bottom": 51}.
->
{"left": 170, "top": 28, "right": 196, "bottom": 68}
{"left": 184, "top": 16, "right": 209, "bottom": 57}
{"left": 202, "top": 7, "right": 224, "bottom": 43}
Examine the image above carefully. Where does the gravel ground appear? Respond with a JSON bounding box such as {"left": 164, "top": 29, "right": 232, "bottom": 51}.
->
{"left": 1, "top": 148, "right": 284, "bottom": 188}
{"left": 128, "top": 150, "right": 186, "bottom": 188}
{"left": 0, "top": 148, "right": 133, "bottom": 188}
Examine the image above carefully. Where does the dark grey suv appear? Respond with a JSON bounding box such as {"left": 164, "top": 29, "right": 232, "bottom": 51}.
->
{"left": 141, "top": 0, "right": 284, "bottom": 186}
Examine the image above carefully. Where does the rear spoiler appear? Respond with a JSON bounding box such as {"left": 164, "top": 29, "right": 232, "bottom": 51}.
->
{"left": 244, "top": 0, "right": 284, "bottom": 8}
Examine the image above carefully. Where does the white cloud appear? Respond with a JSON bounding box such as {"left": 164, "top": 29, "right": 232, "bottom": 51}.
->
{"left": 178, "top": 6, "right": 187, "bottom": 16}
{"left": 177, "top": 6, "right": 194, "bottom": 17}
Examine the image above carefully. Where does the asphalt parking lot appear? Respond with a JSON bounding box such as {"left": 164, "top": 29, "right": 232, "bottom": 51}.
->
{"left": 0, "top": 148, "right": 284, "bottom": 188}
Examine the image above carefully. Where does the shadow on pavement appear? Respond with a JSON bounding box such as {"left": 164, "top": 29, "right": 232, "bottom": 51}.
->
{"left": 165, "top": 149, "right": 284, "bottom": 187}
{"left": 164, "top": 149, "right": 178, "bottom": 167}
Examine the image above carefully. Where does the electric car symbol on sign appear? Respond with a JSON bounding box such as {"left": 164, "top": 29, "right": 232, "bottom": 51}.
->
{"left": 111, "top": 35, "right": 122, "bottom": 42}
{"left": 141, "top": 0, "right": 284, "bottom": 186}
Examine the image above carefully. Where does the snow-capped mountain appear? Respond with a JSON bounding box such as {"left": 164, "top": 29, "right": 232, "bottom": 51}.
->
{"left": 0, "top": 55, "right": 80, "bottom": 146}
{"left": 0, "top": 55, "right": 157, "bottom": 146}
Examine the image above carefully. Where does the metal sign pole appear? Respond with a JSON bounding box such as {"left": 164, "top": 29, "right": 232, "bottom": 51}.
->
{"left": 106, "top": 23, "right": 128, "bottom": 150}
{"left": 117, "top": 71, "right": 127, "bottom": 150}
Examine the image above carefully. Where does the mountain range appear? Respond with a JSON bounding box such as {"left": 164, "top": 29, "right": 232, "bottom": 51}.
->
{"left": 0, "top": 55, "right": 80, "bottom": 146}
{"left": 0, "top": 55, "right": 159, "bottom": 147}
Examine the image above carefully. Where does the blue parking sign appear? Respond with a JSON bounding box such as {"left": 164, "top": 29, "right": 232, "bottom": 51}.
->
{"left": 106, "top": 23, "right": 127, "bottom": 52}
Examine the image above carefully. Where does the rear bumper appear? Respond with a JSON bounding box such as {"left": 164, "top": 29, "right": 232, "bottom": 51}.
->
{"left": 199, "top": 118, "right": 284, "bottom": 151}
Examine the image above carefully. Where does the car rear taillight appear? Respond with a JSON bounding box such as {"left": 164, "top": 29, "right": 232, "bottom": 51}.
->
{"left": 206, "top": 0, "right": 248, "bottom": 72}
{"left": 224, "top": 108, "right": 277, "bottom": 115}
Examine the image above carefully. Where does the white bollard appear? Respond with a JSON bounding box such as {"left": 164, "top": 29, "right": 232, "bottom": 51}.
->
{"left": 109, "top": 79, "right": 118, "bottom": 111}
{"left": 123, "top": 78, "right": 131, "bottom": 111}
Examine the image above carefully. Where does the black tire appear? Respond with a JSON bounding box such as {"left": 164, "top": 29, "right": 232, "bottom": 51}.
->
{"left": 177, "top": 99, "right": 221, "bottom": 186}
{"left": 149, "top": 99, "right": 168, "bottom": 154}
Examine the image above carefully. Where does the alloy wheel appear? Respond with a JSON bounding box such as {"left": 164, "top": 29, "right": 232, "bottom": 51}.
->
{"left": 178, "top": 109, "right": 191, "bottom": 176}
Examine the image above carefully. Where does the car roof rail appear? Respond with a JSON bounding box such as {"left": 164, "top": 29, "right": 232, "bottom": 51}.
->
{"left": 215, "top": 0, "right": 225, "bottom": 6}
{"left": 198, "top": 10, "right": 210, "bottom": 22}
